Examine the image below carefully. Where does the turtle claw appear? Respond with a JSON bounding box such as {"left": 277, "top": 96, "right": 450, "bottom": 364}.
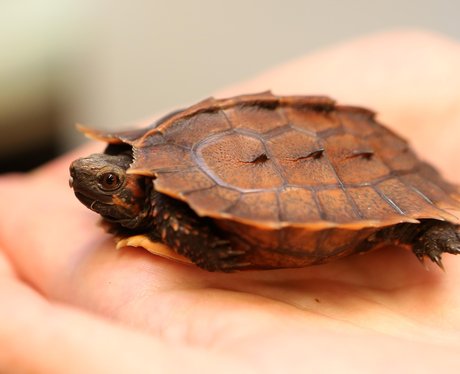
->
{"left": 434, "top": 257, "right": 445, "bottom": 272}
{"left": 427, "top": 252, "right": 445, "bottom": 272}
{"left": 446, "top": 243, "right": 460, "bottom": 255}
{"left": 414, "top": 250, "right": 445, "bottom": 271}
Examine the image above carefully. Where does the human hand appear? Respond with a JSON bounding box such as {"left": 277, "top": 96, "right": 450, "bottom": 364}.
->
{"left": 1, "top": 30, "right": 460, "bottom": 373}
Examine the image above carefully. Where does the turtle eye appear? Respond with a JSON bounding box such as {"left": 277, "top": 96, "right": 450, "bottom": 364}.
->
{"left": 98, "top": 172, "right": 122, "bottom": 191}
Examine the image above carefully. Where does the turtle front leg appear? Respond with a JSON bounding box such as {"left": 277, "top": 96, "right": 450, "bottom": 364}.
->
{"left": 149, "top": 192, "right": 250, "bottom": 271}
{"left": 411, "top": 221, "right": 460, "bottom": 270}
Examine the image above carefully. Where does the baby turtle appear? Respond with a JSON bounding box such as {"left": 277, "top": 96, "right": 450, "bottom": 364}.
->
{"left": 69, "top": 92, "right": 460, "bottom": 271}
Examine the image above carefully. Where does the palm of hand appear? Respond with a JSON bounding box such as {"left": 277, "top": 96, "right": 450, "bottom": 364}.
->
{"left": 1, "top": 31, "right": 460, "bottom": 372}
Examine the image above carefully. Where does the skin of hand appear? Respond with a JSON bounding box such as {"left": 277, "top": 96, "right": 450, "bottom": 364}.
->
{"left": 1, "top": 29, "right": 460, "bottom": 373}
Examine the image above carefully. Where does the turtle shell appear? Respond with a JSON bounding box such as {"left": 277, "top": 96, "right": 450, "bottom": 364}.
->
{"left": 81, "top": 91, "right": 460, "bottom": 232}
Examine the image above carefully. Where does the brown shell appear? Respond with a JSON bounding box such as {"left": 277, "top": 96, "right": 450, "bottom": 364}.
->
{"left": 80, "top": 91, "right": 460, "bottom": 231}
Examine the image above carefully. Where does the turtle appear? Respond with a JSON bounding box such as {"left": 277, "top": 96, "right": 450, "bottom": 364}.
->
{"left": 69, "top": 91, "right": 460, "bottom": 272}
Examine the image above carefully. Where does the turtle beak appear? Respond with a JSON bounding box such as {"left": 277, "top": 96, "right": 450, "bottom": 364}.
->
{"left": 69, "top": 162, "right": 78, "bottom": 189}
{"left": 68, "top": 158, "right": 100, "bottom": 199}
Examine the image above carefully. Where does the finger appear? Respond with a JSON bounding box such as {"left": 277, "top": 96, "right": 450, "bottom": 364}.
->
{"left": 3, "top": 255, "right": 460, "bottom": 374}
{"left": 0, "top": 253, "right": 250, "bottom": 374}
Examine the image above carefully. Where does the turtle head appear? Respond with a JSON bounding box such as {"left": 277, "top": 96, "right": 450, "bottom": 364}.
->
{"left": 69, "top": 152, "right": 150, "bottom": 229}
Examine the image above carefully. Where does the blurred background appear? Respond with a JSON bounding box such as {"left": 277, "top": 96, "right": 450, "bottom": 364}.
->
{"left": 1, "top": 0, "right": 458, "bottom": 172}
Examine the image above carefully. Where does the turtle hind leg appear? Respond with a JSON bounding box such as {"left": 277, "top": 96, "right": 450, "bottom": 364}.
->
{"left": 412, "top": 220, "right": 460, "bottom": 270}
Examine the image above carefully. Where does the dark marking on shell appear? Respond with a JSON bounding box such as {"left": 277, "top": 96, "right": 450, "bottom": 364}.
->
{"left": 290, "top": 148, "right": 325, "bottom": 161}
{"left": 347, "top": 149, "right": 374, "bottom": 160}
{"left": 247, "top": 153, "right": 270, "bottom": 164}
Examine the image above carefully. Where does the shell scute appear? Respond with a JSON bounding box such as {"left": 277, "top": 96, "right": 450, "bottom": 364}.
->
{"left": 185, "top": 186, "right": 241, "bottom": 216}
{"left": 227, "top": 191, "right": 279, "bottom": 223}
{"left": 324, "top": 133, "right": 390, "bottom": 185}
{"left": 347, "top": 186, "right": 405, "bottom": 221}
{"left": 154, "top": 168, "right": 215, "bottom": 195}
{"left": 267, "top": 129, "right": 320, "bottom": 160}
{"left": 284, "top": 106, "right": 341, "bottom": 134}
{"left": 368, "top": 132, "right": 418, "bottom": 172}
{"left": 131, "top": 143, "right": 193, "bottom": 174}
{"left": 163, "top": 110, "right": 231, "bottom": 148}
{"left": 401, "top": 173, "right": 458, "bottom": 208}
{"left": 279, "top": 187, "right": 322, "bottom": 223}
{"left": 196, "top": 132, "right": 284, "bottom": 190}
{"left": 375, "top": 178, "right": 453, "bottom": 220}
{"left": 224, "top": 103, "right": 286, "bottom": 134}
{"left": 337, "top": 108, "right": 377, "bottom": 136}
{"left": 316, "top": 189, "right": 362, "bottom": 222}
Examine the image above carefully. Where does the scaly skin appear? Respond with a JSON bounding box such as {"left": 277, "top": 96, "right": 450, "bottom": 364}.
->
{"left": 147, "top": 191, "right": 246, "bottom": 271}
{"left": 362, "top": 220, "right": 460, "bottom": 270}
